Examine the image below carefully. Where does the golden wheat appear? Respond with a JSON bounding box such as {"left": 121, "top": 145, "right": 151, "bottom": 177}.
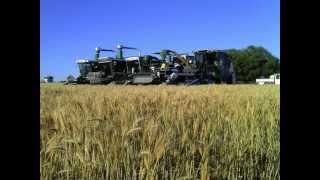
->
{"left": 40, "top": 84, "right": 280, "bottom": 179}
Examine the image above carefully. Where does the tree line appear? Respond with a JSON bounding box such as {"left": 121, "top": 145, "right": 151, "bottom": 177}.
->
{"left": 226, "top": 45, "right": 280, "bottom": 83}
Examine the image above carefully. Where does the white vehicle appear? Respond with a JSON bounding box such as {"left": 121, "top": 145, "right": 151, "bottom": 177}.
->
{"left": 256, "top": 73, "right": 280, "bottom": 85}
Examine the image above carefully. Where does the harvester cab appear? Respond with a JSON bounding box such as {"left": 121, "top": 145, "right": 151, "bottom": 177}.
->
{"left": 75, "top": 59, "right": 93, "bottom": 84}
{"left": 116, "top": 47, "right": 165, "bottom": 84}
{"left": 114, "top": 45, "right": 144, "bottom": 83}
{"left": 75, "top": 47, "right": 117, "bottom": 84}
{"left": 125, "top": 55, "right": 162, "bottom": 85}
{"left": 116, "top": 44, "right": 141, "bottom": 74}
{"left": 192, "top": 50, "right": 236, "bottom": 84}
{"left": 138, "top": 55, "right": 161, "bottom": 72}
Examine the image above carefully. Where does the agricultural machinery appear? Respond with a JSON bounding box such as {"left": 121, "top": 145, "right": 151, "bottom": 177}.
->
{"left": 70, "top": 45, "right": 236, "bottom": 85}
{"left": 74, "top": 45, "right": 140, "bottom": 84}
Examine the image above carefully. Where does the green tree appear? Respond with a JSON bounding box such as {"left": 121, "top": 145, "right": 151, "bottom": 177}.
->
{"left": 226, "top": 46, "right": 279, "bottom": 83}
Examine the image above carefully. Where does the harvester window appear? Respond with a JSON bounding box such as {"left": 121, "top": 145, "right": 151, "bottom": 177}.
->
{"left": 78, "top": 63, "right": 92, "bottom": 75}
{"left": 101, "top": 63, "right": 111, "bottom": 75}
{"left": 196, "top": 54, "right": 204, "bottom": 63}
{"left": 165, "top": 56, "right": 172, "bottom": 63}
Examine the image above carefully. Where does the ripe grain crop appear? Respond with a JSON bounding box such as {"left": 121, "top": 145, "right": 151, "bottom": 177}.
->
{"left": 40, "top": 84, "right": 279, "bottom": 179}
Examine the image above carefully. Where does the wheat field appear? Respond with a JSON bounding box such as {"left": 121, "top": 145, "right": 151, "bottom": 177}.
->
{"left": 40, "top": 84, "right": 280, "bottom": 179}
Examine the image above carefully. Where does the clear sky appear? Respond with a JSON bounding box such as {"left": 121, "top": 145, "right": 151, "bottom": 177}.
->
{"left": 41, "top": 0, "right": 279, "bottom": 80}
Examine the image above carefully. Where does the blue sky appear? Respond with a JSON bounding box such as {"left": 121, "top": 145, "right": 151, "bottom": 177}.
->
{"left": 41, "top": 0, "right": 279, "bottom": 80}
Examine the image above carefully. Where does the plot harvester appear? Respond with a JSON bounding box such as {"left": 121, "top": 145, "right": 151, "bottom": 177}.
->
{"left": 71, "top": 45, "right": 236, "bottom": 85}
